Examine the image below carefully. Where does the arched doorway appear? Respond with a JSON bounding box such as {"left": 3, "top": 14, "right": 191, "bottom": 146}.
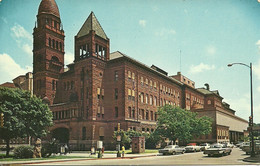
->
{"left": 52, "top": 128, "right": 69, "bottom": 143}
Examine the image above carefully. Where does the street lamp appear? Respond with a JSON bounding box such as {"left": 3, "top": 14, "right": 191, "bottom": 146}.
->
{"left": 227, "top": 62, "right": 255, "bottom": 157}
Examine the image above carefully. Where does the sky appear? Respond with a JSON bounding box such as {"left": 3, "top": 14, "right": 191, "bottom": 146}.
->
{"left": 0, "top": 0, "right": 260, "bottom": 123}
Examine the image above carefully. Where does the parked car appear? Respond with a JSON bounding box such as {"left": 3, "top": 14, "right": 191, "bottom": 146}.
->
{"left": 235, "top": 142, "right": 243, "bottom": 147}
{"left": 185, "top": 144, "right": 201, "bottom": 152}
{"left": 159, "top": 145, "right": 185, "bottom": 155}
{"left": 242, "top": 142, "right": 260, "bottom": 155}
{"left": 204, "top": 143, "right": 232, "bottom": 157}
{"left": 240, "top": 142, "right": 250, "bottom": 150}
{"left": 223, "top": 142, "right": 234, "bottom": 148}
{"left": 200, "top": 143, "right": 211, "bottom": 151}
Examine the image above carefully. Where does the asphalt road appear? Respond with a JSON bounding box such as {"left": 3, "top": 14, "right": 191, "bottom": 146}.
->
{"left": 24, "top": 148, "right": 256, "bottom": 165}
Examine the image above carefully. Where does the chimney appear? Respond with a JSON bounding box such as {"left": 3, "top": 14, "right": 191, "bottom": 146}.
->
{"left": 204, "top": 83, "right": 209, "bottom": 90}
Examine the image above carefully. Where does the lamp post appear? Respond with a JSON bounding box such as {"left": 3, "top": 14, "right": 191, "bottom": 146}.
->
{"left": 227, "top": 62, "right": 255, "bottom": 157}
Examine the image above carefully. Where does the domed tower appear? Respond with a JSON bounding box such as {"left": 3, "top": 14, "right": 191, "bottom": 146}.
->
{"left": 33, "top": 0, "right": 65, "bottom": 104}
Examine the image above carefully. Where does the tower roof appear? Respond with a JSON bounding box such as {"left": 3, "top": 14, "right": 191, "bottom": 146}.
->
{"left": 38, "top": 0, "right": 60, "bottom": 18}
{"left": 77, "top": 12, "right": 108, "bottom": 39}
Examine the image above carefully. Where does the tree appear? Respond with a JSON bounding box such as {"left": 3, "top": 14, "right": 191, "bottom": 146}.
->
{"left": 113, "top": 129, "right": 142, "bottom": 149}
{"left": 0, "top": 87, "right": 53, "bottom": 157}
{"left": 155, "top": 105, "right": 212, "bottom": 145}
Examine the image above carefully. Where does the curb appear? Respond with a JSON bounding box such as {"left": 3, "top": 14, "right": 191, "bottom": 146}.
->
{"left": 0, "top": 154, "right": 158, "bottom": 165}
{"left": 242, "top": 158, "right": 260, "bottom": 163}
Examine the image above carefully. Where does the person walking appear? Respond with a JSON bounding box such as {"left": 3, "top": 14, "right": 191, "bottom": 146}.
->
{"left": 121, "top": 145, "right": 125, "bottom": 158}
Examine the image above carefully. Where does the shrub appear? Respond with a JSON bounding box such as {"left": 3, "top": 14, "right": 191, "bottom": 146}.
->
{"left": 13, "top": 146, "right": 33, "bottom": 159}
{"left": 41, "top": 139, "right": 60, "bottom": 158}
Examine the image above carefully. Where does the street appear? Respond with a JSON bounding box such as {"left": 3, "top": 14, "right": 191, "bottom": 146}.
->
{"left": 23, "top": 148, "right": 256, "bottom": 165}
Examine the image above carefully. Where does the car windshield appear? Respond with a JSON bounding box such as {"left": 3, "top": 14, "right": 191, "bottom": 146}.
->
{"left": 210, "top": 145, "right": 222, "bottom": 148}
{"left": 200, "top": 143, "right": 207, "bottom": 146}
{"left": 165, "top": 145, "right": 173, "bottom": 148}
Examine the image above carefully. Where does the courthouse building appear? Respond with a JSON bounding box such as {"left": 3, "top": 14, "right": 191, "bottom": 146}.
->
{"left": 28, "top": 0, "right": 249, "bottom": 149}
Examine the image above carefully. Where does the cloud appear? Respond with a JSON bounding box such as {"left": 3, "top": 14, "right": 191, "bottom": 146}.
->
{"left": 139, "top": 20, "right": 146, "bottom": 27}
{"left": 22, "top": 44, "right": 33, "bottom": 56}
{"left": 10, "top": 23, "right": 33, "bottom": 56}
{"left": 11, "top": 23, "right": 32, "bottom": 41}
{"left": 155, "top": 28, "right": 176, "bottom": 37}
{"left": 0, "top": 53, "right": 32, "bottom": 84}
{"left": 206, "top": 45, "right": 216, "bottom": 56}
{"left": 65, "top": 52, "right": 74, "bottom": 65}
{"left": 189, "top": 63, "right": 216, "bottom": 74}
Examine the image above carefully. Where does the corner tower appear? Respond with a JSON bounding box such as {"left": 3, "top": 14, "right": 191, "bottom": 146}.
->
{"left": 74, "top": 12, "right": 110, "bottom": 62}
{"left": 33, "top": 0, "right": 65, "bottom": 104}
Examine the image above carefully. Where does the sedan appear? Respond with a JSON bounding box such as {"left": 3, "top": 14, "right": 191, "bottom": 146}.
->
{"left": 159, "top": 145, "right": 185, "bottom": 155}
{"left": 185, "top": 145, "right": 201, "bottom": 152}
{"left": 204, "top": 143, "right": 232, "bottom": 157}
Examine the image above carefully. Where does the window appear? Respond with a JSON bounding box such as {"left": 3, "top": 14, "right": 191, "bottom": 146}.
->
{"left": 150, "top": 95, "right": 153, "bottom": 105}
{"left": 115, "top": 89, "right": 118, "bottom": 100}
{"left": 102, "top": 89, "right": 104, "bottom": 99}
{"left": 141, "top": 77, "right": 144, "bottom": 85}
{"left": 145, "top": 78, "right": 148, "bottom": 85}
{"left": 154, "top": 96, "right": 157, "bottom": 106}
{"left": 145, "top": 94, "right": 148, "bottom": 104}
{"left": 132, "top": 108, "right": 135, "bottom": 118}
{"left": 60, "top": 42, "right": 62, "bottom": 51}
{"left": 97, "top": 88, "right": 100, "bottom": 99}
{"left": 142, "top": 109, "right": 144, "bottom": 119}
{"left": 82, "top": 127, "right": 86, "bottom": 140}
{"left": 114, "top": 71, "right": 118, "bottom": 81}
{"left": 146, "top": 110, "right": 149, "bottom": 120}
{"left": 52, "top": 80, "right": 55, "bottom": 90}
{"left": 102, "top": 107, "right": 104, "bottom": 118}
{"left": 128, "top": 107, "right": 131, "bottom": 118}
{"left": 49, "top": 38, "right": 51, "bottom": 47}
{"left": 132, "top": 90, "right": 135, "bottom": 101}
{"left": 140, "top": 93, "right": 144, "bottom": 103}
{"left": 52, "top": 39, "right": 55, "bottom": 48}
{"left": 56, "top": 41, "right": 58, "bottom": 49}
{"left": 128, "top": 89, "right": 132, "bottom": 100}
{"left": 150, "top": 111, "right": 153, "bottom": 120}
{"left": 132, "top": 72, "right": 135, "bottom": 80}
{"left": 128, "top": 71, "right": 131, "bottom": 79}
{"left": 154, "top": 82, "right": 157, "bottom": 89}
{"left": 150, "top": 80, "right": 153, "bottom": 87}
{"left": 115, "top": 107, "right": 118, "bottom": 117}
{"left": 97, "top": 107, "right": 101, "bottom": 117}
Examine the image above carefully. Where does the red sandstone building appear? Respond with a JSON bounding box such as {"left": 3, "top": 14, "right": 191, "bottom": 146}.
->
{"left": 30, "top": 0, "right": 248, "bottom": 150}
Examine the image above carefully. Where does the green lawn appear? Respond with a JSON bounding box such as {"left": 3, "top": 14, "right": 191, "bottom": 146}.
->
{"left": 0, "top": 154, "right": 89, "bottom": 161}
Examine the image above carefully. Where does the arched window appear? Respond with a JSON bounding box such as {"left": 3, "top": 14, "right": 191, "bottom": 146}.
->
{"left": 56, "top": 41, "right": 58, "bottom": 49}
{"left": 60, "top": 42, "right": 62, "bottom": 51}
{"left": 49, "top": 38, "right": 51, "bottom": 47}
{"left": 52, "top": 39, "right": 55, "bottom": 48}
{"left": 51, "top": 56, "right": 59, "bottom": 62}
{"left": 82, "top": 127, "right": 86, "bottom": 140}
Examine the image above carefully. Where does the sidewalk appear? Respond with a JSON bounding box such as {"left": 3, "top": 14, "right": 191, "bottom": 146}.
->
{"left": 0, "top": 152, "right": 158, "bottom": 165}
{"left": 243, "top": 154, "right": 260, "bottom": 163}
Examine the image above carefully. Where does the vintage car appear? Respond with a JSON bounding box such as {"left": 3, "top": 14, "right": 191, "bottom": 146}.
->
{"left": 200, "top": 143, "right": 211, "bottom": 151}
{"left": 204, "top": 143, "right": 232, "bottom": 157}
{"left": 159, "top": 145, "right": 185, "bottom": 155}
{"left": 185, "top": 144, "right": 201, "bottom": 152}
{"left": 242, "top": 142, "right": 260, "bottom": 155}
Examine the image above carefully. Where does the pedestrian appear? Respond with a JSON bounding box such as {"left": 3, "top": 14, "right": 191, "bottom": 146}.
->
{"left": 122, "top": 145, "right": 125, "bottom": 158}
{"left": 101, "top": 146, "right": 104, "bottom": 157}
{"left": 64, "top": 144, "right": 68, "bottom": 155}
